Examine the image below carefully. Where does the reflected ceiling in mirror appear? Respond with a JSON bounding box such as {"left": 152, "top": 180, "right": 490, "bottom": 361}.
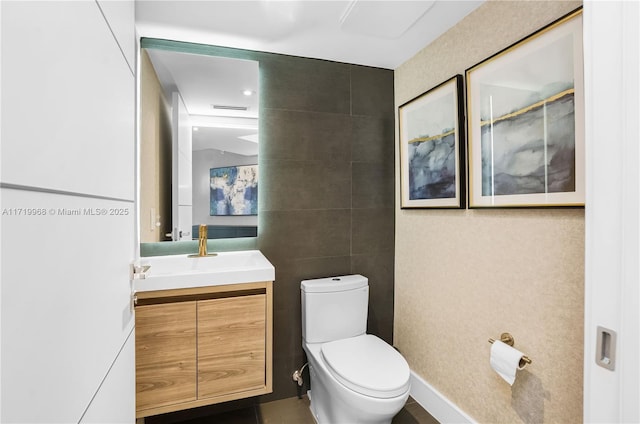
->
{"left": 140, "top": 43, "right": 259, "bottom": 247}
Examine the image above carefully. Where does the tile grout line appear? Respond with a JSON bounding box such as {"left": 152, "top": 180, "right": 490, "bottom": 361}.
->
{"left": 253, "top": 404, "right": 260, "bottom": 424}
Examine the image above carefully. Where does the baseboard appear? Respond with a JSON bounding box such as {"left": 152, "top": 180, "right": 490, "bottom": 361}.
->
{"left": 409, "top": 370, "right": 476, "bottom": 424}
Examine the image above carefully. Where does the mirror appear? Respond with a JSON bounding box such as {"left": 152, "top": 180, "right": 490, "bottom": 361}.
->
{"left": 140, "top": 44, "right": 259, "bottom": 245}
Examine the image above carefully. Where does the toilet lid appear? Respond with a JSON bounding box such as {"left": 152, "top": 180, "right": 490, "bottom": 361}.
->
{"left": 321, "top": 334, "right": 410, "bottom": 399}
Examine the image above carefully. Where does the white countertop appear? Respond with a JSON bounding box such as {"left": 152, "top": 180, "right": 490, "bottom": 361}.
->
{"left": 134, "top": 250, "right": 275, "bottom": 292}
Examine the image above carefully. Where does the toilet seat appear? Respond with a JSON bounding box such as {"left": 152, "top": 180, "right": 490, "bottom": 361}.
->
{"left": 321, "top": 334, "right": 410, "bottom": 399}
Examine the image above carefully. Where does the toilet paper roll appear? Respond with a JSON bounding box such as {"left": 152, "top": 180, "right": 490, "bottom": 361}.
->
{"left": 490, "top": 340, "right": 527, "bottom": 386}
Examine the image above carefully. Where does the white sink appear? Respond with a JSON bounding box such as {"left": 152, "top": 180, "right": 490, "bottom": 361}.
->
{"left": 134, "top": 250, "right": 275, "bottom": 292}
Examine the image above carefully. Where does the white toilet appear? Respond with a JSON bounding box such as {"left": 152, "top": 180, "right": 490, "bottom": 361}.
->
{"left": 301, "top": 274, "right": 411, "bottom": 424}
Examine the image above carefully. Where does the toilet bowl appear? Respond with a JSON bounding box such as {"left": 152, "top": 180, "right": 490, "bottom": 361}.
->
{"left": 301, "top": 275, "right": 411, "bottom": 424}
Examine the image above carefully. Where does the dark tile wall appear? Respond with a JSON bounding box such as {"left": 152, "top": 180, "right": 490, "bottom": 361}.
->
{"left": 141, "top": 38, "right": 395, "bottom": 403}
{"left": 258, "top": 55, "right": 395, "bottom": 402}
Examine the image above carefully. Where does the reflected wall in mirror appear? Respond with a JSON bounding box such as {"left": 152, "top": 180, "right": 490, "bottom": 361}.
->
{"left": 140, "top": 42, "right": 259, "bottom": 244}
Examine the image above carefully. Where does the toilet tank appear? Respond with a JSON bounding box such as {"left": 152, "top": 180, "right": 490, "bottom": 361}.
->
{"left": 301, "top": 274, "right": 369, "bottom": 344}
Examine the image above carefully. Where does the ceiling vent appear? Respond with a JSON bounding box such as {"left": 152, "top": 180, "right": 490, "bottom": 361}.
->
{"left": 212, "top": 104, "right": 249, "bottom": 111}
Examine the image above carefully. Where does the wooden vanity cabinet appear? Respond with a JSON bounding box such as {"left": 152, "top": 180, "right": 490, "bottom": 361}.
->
{"left": 135, "top": 301, "right": 197, "bottom": 411}
{"left": 134, "top": 281, "right": 273, "bottom": 418}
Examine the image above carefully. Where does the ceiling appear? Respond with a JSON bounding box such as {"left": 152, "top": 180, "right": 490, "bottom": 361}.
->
{"left": 137, "top": 0, "right": 484, "bottom": 155}
{"left": 136, "top": 0, "right": 483, "bottom": 70}
{"left": 145, "top": 49, "right": 259, "bottom": 154}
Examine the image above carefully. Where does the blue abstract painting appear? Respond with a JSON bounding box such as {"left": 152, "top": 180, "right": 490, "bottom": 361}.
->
{"left": 466, "top": 10, "right": 584, "bottom": 207}
{"left": 480, "top": 87, "right": 576, "bottom": 196}
{"left": 406, "top": 90, "right": 457, "bottom": 200}
{"left": 210, "top": 165, "right": 258, "bottom": 216}
{"left": 399, "top": 75, "right": 464, "bottom": 208}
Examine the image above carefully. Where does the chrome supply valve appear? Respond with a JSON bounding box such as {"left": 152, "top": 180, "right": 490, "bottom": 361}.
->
{"left": 292, "top": 363, "right": 308, "bottom": 386}
{"left": 292, "top": 370, "right": 303, "bottom": 386}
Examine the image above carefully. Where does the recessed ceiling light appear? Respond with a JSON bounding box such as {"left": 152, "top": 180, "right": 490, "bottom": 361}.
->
{"left": 193, "top": 127, "right": 199, "bottom": 131}
{"left": 243, "top": 89, "right": 253, "bottom": 96}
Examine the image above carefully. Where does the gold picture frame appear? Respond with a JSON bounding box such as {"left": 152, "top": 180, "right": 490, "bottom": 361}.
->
{"left": 466, "top": 8, "right": 584, "bottom": 208}
{"left": 398, "top": 75, "right": 465, "bottom": 209}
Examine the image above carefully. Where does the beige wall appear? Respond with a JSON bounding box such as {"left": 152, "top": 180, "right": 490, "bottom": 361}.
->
{"left": 140, "top": 50, "right": 172, "bottom": 243}
{"left": 394, "top": 2, "right": 584, "bottom": 423}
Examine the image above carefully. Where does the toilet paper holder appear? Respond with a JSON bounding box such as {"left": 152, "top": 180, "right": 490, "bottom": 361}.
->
{"left": 488, "top": 333, "right": 532, "bottom": 365}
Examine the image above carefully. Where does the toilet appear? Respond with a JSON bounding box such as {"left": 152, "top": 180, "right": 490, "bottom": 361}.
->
{"left": 301, "top": 275, "right": 411, "bottom": 424}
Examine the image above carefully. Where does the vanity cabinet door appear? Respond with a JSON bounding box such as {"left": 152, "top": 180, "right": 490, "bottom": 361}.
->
{"left": 135, "top": 301, "right": 197, "bottom": 411}
{"left": 197, "top": 294, "right": 266, "bottom": 398}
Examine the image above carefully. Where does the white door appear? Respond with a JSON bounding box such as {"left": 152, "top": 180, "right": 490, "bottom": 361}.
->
{"left": 583, "top": 1, "right": 639, "bottom": 422}
{"left": 172, "top": 92, "right": 194, "bottom": 241}
{"left": 1, "top": 1, "right": 136, "bottom": 422}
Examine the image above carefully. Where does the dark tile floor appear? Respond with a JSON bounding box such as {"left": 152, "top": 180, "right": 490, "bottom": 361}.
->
{"left": 144, "top": 395, "right": 439, "bottom": 424}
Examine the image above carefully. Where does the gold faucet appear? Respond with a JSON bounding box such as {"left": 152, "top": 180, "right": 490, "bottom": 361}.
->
{"left": 189, "top": 224, "right": 217, "bottom": 257}
{"left": 198, "top": 224, "right": 208, "bottom": 256}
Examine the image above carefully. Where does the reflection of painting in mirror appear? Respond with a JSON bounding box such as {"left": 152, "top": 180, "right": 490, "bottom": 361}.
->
{"left": 210, "top": 165, "right": 258, "bottom": 216}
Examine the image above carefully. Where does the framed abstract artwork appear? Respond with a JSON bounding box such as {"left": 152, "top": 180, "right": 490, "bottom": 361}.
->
{"left": 398, "top": 75, "right": 465, "bottom": 208}
{"left": 210, "top": 164, "right": 258, "bottom": 216}
{"left": 466, "top": 8, "right": 584, "bottom": 208}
